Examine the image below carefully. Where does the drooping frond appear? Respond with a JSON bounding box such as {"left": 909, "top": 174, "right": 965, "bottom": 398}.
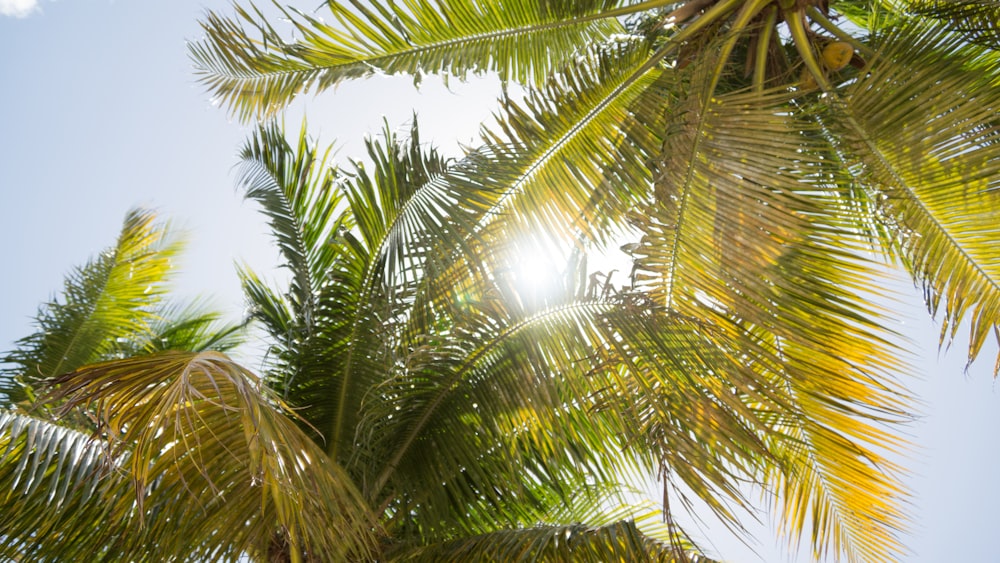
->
{"left": 624, "top": 63, "right": 914, "bottom": 560}
{"left": 191, "top": 0, "right": 627, "bottom": 120}
{"left": 593, "top": 305, "right": 787, "bottom": 534}
{"left": 0, "top": 411, "right": 131, "bottom": 562}
{"left": 764, "top": 383, "right": 911, "bottom": 563}
{"left": 41, "top": 351, "right": 379, "bottom": 561}
{"left": 824, "top": 15, "right": 1000, "bottom": 369}
{"left": 391, "top": 516, "right": 715, "bottom": 562}
{"left": 1, "top": 209, "right": 178, "bottom": 406}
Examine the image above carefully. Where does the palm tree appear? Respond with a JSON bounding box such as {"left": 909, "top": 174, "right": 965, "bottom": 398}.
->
{"left": 0, "top": 209, "right": 257, "bottom": 559}
{"left": 185, "top": 0, "right": 998, "bottom": 559}
{"left": 2, "top": 124, "right": 741, "bottom": 561}
{"left": 3, "top": 0, "right": 994, "bottom": 558}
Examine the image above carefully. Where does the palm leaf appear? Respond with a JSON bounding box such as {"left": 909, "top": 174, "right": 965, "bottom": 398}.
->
{"left": 907, "top": 0, "right": 1000, "bottom": 48}
{"left": 39, "top": 351, "right": 379, "bottom": 562}
{"left": 363, "top": 298, "right": 652, "bottom": 535}
{"left": 191, "top": 0, "right": 628, "bottom": 120}
{"left": 593, "top": 305, "right": 787, "bottom": 534}
{"left": 129, "top": 299, "right": 246, "bottom": 355}
{"left": 391, "top": 516, "right": 715, "bottom": 562}
{"left": 622, "top": 58, "right": 915, "bottom": 560}
{"left": 0, "top": 411, "right": 132, "bottom": 561}
{"left": 237, "top": 121, "right": 368, "bottom": 449}
{"left": 238, "top": 120, "right": 343, "bottom": 332}
{"left": 1, "top": 209, "right": 178, "bottom": 406}
{"left": 764, "top": 388, "right": 911, "bottom": 563}
{"left": 478, "top": 38, "right": 664, "bottom": 248}
{"left": 824, "top": 15, "right": 1000, "bottom": 369}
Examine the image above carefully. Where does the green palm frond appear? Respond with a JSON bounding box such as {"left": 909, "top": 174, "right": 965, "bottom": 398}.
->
{"left": 237, "top": 121, "right": 360, "bottom": 445}
{"left": 906, "top": 0, "right": 1000, "bottom": 48}
{"left": 1, "top": 209, "right": 178, "bottom": 407}
{"left": 825, "top": 15, "right": 1000, "bottom": 369}
{"left": 594, "top": 306, "right": 786, "bottom": 532}
{"left": 191, "top": 0, "right": 629, "bottom": 120}
{"left": 40, "top": 351, "right": 379, "bottom": 562}
{"left": 391, "top": 516, "right": 715, "bottom": 562}
{"left": 0, "top": 411, "right": 131, "bottom": 562}
{"left": 629, "top": 68, "right": 814, "bottom": 313}
{"left": 130, "top": 299, "right": 246, "bottom": 354}
{"left": 238, "top": 119, "right": 483, "bottom": 459}
{"left": 619, "top": 61, "right": 915, "bottom": 560}
{"left": 478, "top": 38, "right": 664, "bottom": 247}
{"left": 540, "top": 497, "right": 714, "bottom": 558}
{"left": 341, "top": 118, "right": 453, "bottom": 289}
{"left": 362, "top": 298, "right": 652, "bottom": 534}
{"left": 238, "top": 120, "right": 343, "bottom": 331}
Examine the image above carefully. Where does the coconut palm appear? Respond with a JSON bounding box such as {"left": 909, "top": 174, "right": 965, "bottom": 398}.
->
{"left": 2, "top": 124, "right": 754, "bottom": 561}
{"left": 0, "top": 210, "right": 267, "bottom": 560}
{"left": 186, "top": 0, "right": 999, "bottom": 559}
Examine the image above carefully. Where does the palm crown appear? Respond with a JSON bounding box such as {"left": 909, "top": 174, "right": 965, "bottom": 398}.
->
{"left": 2, "top": 0, "right": 998, "bottom": 561}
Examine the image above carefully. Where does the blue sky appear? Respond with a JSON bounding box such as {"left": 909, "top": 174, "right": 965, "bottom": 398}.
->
{"left": 2, "top": 2, "right": 998, "bottom": 561}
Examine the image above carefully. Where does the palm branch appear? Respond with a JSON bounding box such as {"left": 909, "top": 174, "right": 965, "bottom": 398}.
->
{"left": 0, "top": 209, "right": 178, "bottom": 407}
{"left": 2, "top": 352, "right": 378, "bottom": 562}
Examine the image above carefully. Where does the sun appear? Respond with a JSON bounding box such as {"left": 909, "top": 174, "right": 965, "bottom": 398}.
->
{"left": 508, "top": 237, "right": 563, "bottom": 305}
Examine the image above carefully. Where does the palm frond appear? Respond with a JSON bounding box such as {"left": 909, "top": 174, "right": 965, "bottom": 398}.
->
{"left": 191, "top": 0, "right": 627, "bottom": 120}
{"left": 238, "top": 120, "right": 343, "bottom": 333}
{"left": 764, "top": 388, "right": 911, "bottom": 563}
{"left": 622, "top": 61, "right": 915, "bottom": 560}
{"left": 41, "top": 351, "right": 379, "bottom": 561}
{"left": 1, "top": 209, "right": 178, "bottom": 407}
{"left": 594, "top": 306, "right": 786, "bottom": 534}
{"left": 479, "top": 38, "right": 664, "bottom": 248}
{"left": 391, "top": 515, "right": 715, "bottom": 562}
{"left": 906, "top": 0, "right": 1000, "bottom": 48}
{"left": 238, "top": 119, "right": 483, "bottom": 461}
{"left": 237, "top": 121, "right": 363, "bottom": 445}
{"left": 342, "top": 118, "right": 453, "bottom": 290}
{"left": 825, "top": 15, "right": 1000, "bottom": 369}
{"left": 0, "top": 411, "right": 132, "bottom": 561}
{"left": 359, "top": 294, "right": 641, "bottom": 521}
{"left": 130, "top": 299, "right": 246, "bottom": 355}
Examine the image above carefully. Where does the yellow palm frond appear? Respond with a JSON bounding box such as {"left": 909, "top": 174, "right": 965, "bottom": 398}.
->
{"left": 40, "top": 351, "right": 379, "bottom": 561}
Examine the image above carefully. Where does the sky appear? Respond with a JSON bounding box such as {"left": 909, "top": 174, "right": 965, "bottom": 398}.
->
{"left": 1, "top": 2, "right": 999, "bottom": 561}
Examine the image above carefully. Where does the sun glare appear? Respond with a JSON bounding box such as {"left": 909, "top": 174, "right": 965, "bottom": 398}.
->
{"left": 509, "top": 238, "right": 563, "bottom": 304}
{"left": 515, "top": 252, "right": 554, "bottom": 291}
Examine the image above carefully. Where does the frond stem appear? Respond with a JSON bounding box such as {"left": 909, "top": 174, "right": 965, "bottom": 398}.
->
{"left": 753, "top": 6, "right": 778, "bottom": 92}
{"left": 787, "top": 9, "right": 833, "bottom": 91}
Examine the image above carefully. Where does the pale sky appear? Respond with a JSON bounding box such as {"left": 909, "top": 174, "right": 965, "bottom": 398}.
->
{"left": 1, "top": 2, "right": 998, "bottom": 561}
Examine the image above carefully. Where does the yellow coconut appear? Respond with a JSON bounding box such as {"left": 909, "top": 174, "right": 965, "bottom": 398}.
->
{"left": 799, "top": 67, "right": 817, "bottom": 90}
{"left": 822, "top": 41, "right": 854, "bottom": 71}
